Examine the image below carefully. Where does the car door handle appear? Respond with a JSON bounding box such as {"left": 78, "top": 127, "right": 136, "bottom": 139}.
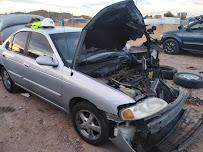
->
{"left": 24, "top": 63, "right": 30, "bottom": 67}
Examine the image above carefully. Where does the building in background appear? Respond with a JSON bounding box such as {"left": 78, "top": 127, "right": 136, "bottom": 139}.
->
{"left": 177, "top": 12, "right": 187, "bottom": 19}
{"left": 64, "top": 17, "right": 89, "bottom": 24}
{"left": 145, "top": 17, "right": 181, "bottom": 26}
{"left": 154, "top": 15, "right": 162, "bottom": 19}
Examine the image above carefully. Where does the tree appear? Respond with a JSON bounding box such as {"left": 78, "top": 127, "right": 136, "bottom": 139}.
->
{"left": 164, "top": 11, "right": 174, "bottom": 17}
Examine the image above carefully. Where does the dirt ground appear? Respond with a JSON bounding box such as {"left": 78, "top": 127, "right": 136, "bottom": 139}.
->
{"left": 0, "top": 52, "right": 203, "bottom": 152}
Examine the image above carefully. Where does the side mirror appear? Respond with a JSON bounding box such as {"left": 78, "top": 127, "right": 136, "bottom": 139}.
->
{"left": 36, "top": 56, "right": 58, "bottom": 67}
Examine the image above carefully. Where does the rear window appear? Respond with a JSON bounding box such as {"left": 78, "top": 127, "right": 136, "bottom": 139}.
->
{"left": 12, "top": 32, "right": 28, "bottom": 54}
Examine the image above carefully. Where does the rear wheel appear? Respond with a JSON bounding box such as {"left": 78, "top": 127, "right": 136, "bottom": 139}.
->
{"left": 72, "top": 102, "right": 109, "bottom": 145}
{"left": 163, "top": 39, "right": 180, "bottom": 54}
{"left": 1, "top": 67, "right": 18, "bottom": 93}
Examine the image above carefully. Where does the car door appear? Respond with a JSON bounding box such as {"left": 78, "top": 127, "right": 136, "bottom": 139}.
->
{"left": 182, "top": 21, "right": 203, "bottom": 51}
{"left": 2, "top": 31, "right": 29, "bottom": 86}
{"left": 23, "top": 32, "right": 64, "bottom": 108}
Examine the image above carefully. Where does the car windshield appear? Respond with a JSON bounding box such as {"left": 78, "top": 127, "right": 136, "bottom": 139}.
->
{"left": 50, "top": 32, "right": 80, "bottom": 65}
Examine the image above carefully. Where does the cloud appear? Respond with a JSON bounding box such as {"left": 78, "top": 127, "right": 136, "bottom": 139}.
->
{"left": 0, "top": 0, "right": 202, "bottom": 16}
{"left": 8, "top": 0, "right": 77, "bottom": 8}
{"left": 192, "top": 0, "right": 203, "bottom": 5}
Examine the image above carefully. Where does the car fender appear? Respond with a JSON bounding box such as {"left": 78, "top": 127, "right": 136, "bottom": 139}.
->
{"left": 62, "top": 67, "right": 136, "bottom": 115}
{"left": 162, "top": 33, "right": 183, "bottom": 48}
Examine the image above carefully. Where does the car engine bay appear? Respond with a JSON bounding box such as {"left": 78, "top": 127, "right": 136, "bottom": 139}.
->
{"left": 77, "top": 47, "right": 176, "bottom": 104}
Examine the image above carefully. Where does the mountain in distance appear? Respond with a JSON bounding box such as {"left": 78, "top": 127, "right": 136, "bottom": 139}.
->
{"left": 8, "top": 10, "right": 91, "bottom": 21}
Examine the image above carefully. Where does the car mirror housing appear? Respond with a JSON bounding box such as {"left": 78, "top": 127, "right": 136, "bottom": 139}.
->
{"left": 36, "top": 56, "right": 58, "bottom": 67}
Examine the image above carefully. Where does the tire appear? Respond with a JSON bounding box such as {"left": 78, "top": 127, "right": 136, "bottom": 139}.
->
{"left": 173, "top": 72, "right": 203, "bottom": 89}
{"left": 163, "top": 39, "right": 180, "bottom": 54}
{"left": 160, "top": 65, "right": 178, "bottom": 80}
{"left": 72, "top": 102, "right": 109, "bottom": 146}
{"left": 1, "top": 67, "right": 18, "bottom": 93}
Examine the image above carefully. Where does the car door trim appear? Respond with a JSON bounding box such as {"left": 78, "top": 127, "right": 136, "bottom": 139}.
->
{"left": 8, "top": 70, "right": 23, "bottom": 78}
{"left": 15, "top": 82, "right": 66, "bottom": 112}
{"left": 23, "top": 77, "right": 61, "bottom": 97}
{"left": 183, "top": 42, "right": 203, "bottom": 46}
{"left": 29, "top": 65, "right": 62, "bottom": 81}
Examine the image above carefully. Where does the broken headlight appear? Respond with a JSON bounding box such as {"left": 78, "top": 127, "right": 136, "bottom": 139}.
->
{"left": 120, "top": 97, "right": 168, "bottom": 121}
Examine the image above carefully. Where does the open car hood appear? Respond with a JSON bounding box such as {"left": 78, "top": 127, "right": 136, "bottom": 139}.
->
{"left": 73, "top": 0, "right": 146, "bottom": 67}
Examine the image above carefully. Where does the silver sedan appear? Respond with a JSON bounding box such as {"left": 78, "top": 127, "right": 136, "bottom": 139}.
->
{"left": 0, "top": 1, "right": 202, "bottom": 152}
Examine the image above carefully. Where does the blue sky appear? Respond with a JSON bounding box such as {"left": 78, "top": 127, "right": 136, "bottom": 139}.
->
{"left": 0, "top": 0, "right": 202, "bottom": 17}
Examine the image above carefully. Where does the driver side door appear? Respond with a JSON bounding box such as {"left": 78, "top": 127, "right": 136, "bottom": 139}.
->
{"left": 22, "top": 32, "right": 64, "bottom": 108}
{"left": 182, "top": 21, "right": 203, "bottom": 52}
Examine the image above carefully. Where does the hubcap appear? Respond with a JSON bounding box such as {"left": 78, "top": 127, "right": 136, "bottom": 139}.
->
{"left": 179, "top": 74, "right": 200, "bottom": 80}
{"left": 2, "top": 70, "right": 11, "bottom": 89}
{"left": 165, "top": 41, "right": 176, "bottom": 52}
{"left": 76, "top": 110, "right": 101, "bottom": 140}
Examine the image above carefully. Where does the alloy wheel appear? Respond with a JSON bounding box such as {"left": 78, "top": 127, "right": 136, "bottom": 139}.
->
{"left": 2, "top": 69, "right": 12, "bottom": 89}
{"left": 75, "top": 110, "right": 101, "bottom": 140}
{"left": 165, "top": 41, "right": 176, "bottom": 53}
{"left": 179, "top": 74, "right": 200, "bottom": 80}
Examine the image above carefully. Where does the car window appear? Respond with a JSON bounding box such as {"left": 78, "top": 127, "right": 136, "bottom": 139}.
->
{"left": 27, "top": 32, "right": 53, "bottom": 59}
{"left": 50, "top": 32, "right": 80, "bottom": 65}
{"left": 190, "top": 22, "right": 203, "bottom": 30}
{"left": 5, "top": 36, "right": 13, "bottom": 51}
{"left": 11, "top": 32, "right": 28, "bottom": 54}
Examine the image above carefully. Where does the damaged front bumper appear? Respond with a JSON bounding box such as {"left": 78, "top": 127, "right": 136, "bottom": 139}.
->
{"left": 110, "top": 88, "right": 203, "bottom": 152}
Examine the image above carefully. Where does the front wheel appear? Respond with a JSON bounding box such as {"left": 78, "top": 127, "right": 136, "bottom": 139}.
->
{"left": 163, "top": 39, "right": 180, "bottom": 54}
{"left": 1, "top": 67, "right": 18, "bottom": 93}
{"left": 72, "top": 102, "right": 109, "bottom": 145}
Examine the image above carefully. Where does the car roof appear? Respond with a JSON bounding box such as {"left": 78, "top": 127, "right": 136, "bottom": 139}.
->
{"left": 17, "top": 26, "right": 82, "bottom": 35}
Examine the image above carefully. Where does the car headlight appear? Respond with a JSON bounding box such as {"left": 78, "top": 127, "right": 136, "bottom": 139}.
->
{"left": 120, "top": 97, "right": 168, "bottom": 121}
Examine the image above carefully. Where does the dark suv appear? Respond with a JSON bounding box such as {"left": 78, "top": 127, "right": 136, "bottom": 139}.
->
{"left": 162, "top": 16, "right": 203, "bottom": 54}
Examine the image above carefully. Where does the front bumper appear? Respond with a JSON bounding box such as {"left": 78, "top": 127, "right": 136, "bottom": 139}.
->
{"left": 110, "top": 88, "right": 203, "bottom": 152}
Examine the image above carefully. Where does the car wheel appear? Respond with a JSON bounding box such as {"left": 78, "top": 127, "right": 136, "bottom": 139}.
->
{"left": 160, "top": 65, "right": 178, "bottom": 80}
{"left": 173, "top": 72, "right": 203, "bottom": 89}
{"left": 72, "top": 102, "right": 109, "bottom": 145}
{"left": 1, "top": 67, "right": 18, "bottom": 93}
{"left": 163, "top": 39, "right": 180, "bottom": 54}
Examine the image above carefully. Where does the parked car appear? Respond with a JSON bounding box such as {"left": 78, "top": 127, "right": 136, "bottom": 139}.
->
{"left": 162, "top": 16, "right": 203, "bottom": 54}
{"left": 0, "top": 14, "right": 43, "bottom": 44}
{"left": 0, "top": 1, "right": 202, "bottom": 152}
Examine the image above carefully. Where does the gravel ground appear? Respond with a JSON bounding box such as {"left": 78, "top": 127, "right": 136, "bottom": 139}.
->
{"left": 0, "top": 53, "right": 203, "bottom": 152}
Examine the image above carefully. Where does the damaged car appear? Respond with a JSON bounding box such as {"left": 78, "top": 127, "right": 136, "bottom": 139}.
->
{"left": 0, "top": 0, "right": 202, "bottom": 152}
